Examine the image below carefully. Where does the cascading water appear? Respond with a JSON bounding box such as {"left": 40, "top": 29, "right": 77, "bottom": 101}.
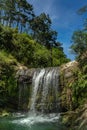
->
{"left": 13, "top": 67, "right": 60, "bottom": 126}
{"left": 30, "top": 69, "right": 46, "bottom": 112}
{"left": 30, "top": 67, "right": 60, "bottom": 113}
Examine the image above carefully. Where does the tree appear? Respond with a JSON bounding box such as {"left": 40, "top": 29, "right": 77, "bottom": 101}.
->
{"left": 71, "top": 28, "right": 87, "bottom": 69}
{"left": 71, "top": 5, "right": 87, "bottom": 62}
{"left": 77, "top": 5, "right": 87, "bottom": 31}
{"left": 30, "top": 13, "right": 62, "bottom": 65}
{"left": 0, "top": 0, "right": 35, "bottom": 33}
{"left": 71, "top": 31, "right": 87, "bottom": 55}
{"left": 16, "top": 0, "right": 35, "bottom": 32}
{"left": 77, "top": 5, "right": 87, "bottom": 14}
{"left": 30, "top": 13, "right": 51, "bottom": 42}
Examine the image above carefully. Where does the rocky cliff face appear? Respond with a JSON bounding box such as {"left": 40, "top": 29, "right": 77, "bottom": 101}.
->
{"left": 16, "top": 66, "right": 35, "bottom": 111}
{"left": 16, "top": 67, "right": 61, "bottom": 112}
{"left": 60, "top": 61, "right": 78, "bottom": 111}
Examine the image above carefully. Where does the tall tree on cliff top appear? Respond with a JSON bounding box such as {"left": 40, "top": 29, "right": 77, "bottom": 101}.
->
{"left": 30, "top": 13, "right": 63, "bottom": 65}
{"left": 71, "top": 5, "right": 87, "bottom": 65}
{"left": 71, "top": 30, "right": 87, "bottom": 56}
{"left": 0, "top": 0, "right": 35, "bottom": 32}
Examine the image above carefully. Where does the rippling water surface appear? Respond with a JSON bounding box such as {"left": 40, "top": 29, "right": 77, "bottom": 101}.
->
{"left": 0, "top": 113, "right": 68, "bottom": 130}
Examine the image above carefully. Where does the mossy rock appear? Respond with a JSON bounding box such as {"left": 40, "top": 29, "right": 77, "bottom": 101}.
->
{"left": 61, "top": 115, "right": 69, "bottom": 125}
{"left": 1, "top": 110, "right": 10, "bottom": 117}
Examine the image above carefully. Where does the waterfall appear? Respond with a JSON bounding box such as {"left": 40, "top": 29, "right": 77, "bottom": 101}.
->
{"left": 30, "top": 67, "right": 60, "bottom": 113}
{"left": 14, "top": 67, "right": 60, "bottom": 126}
{"left": 30, "top": 69, "right": 45, "bottom": 112}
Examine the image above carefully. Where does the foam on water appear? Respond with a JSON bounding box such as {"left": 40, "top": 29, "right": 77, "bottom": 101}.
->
{"left": 12, "top": 113, "right": 60, "bottom": 126}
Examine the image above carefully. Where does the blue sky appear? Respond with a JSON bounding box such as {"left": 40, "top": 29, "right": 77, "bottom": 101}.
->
{"left": 28, "top": 0, "right": 87, "bottom": 60}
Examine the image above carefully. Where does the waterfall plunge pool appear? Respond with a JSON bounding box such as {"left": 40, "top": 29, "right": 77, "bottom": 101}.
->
{"left": 1, "top": 68, "right": 70, "bottom": 130}
{"left": 0, "top": 113, "right": 68, "bottom": 130}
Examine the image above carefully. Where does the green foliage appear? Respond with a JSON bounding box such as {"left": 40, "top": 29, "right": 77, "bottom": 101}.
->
{"left": 30, "top": 13, "right": 58, "bottom": 48}
{"left": 0, "top": 0, "right": 68, "bottom": 67}
{"left": 71, "top": 29, "right": 87, "bottom": 70}
{"left": 0, "top": 0, "right": 34, "bottom": 32}
{"left": 0, "top": 24, "right": 69, "bottom": 110}
{"left": 71, "top": 69, "right": 87, "bottom": 106}
{"left": 71, "top": 30, "right": 87, "bottom": 57}
{"left": 0, "top": 62, "right": 18, "bottom": 108}
{"left": 70, "top": 14, "right": 87, "bottom": 108}
{"left": 33, "top": 45, "right": 51, "bottom": 67}
{"left": 52, "top": 48, "right": 70, "bottom": 66}
{"left": 0, "top": 25, "right": 69, "bottom": 67}
{"left": 0, "top": 50, "right": 17, "bottom": 64}
{"left": 0, "top": 25, "right": 18, "bottom": 51}
{"left": 71, "top": 7, "right": 87, "bottom": 67}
